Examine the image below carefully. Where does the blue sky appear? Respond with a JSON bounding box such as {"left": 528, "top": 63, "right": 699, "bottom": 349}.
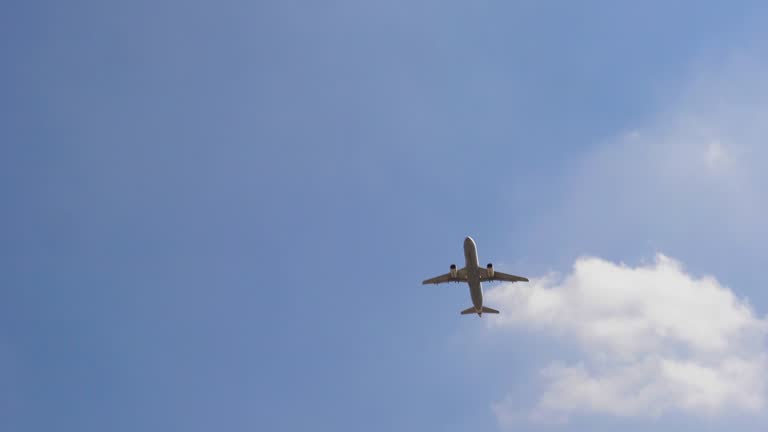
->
{"left": 4, "top": 1, "right": 768, "bottom": 431}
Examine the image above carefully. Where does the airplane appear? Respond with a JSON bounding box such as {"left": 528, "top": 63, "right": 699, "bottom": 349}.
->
{"left": 422, "top": 236, "right": 529, "bottom": 316}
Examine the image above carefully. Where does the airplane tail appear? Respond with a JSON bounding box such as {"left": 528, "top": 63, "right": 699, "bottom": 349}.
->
{"left": 460, "top": 306, "right": 500, "bottom": 316}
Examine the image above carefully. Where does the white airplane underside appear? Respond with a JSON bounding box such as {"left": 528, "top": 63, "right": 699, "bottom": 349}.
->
{"left": 422, "top": 237, "right": 529, "bottom": 316}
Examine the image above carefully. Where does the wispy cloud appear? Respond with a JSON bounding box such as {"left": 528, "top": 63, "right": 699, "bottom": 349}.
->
{"left": 488, "top": 255, "right": 767, "bottom": 422}
{"left": 525, "top": 58, "right": 768, "bottom": 268}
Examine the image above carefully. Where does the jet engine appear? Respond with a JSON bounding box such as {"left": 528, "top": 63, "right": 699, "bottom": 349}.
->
{"left": 450, "top": 264, "right": 457, "bottom": 278}
{"left": 486, "top": 263, "right": 494, "bottom": 278}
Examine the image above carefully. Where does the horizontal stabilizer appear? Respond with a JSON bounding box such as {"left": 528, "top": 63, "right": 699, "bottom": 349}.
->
{"left": 460, "top": 306, "right": 500, "bottom": 315}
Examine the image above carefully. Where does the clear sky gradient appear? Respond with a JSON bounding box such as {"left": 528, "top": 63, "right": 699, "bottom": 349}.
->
{"left": 3, "top": 1, "right": 768, "bottom": 431}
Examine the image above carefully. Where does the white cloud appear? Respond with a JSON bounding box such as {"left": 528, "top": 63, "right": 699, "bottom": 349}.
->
{"left": 486, "top": 255, "right": 768, "bottom": 421}
{"left": 491, "top": 48, "right": 768, "bottom": 428}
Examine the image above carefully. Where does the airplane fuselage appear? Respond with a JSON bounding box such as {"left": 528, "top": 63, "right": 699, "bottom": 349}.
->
{"left": 463, "top": 236, "right": 484, "bottom": 313}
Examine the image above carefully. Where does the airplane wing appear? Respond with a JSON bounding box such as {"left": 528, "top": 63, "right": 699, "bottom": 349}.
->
{"left": 478, "top": 268, "right": 529, "bottom": 283}
{"left": 422, "top": 268, "right": 467, "bottom": 285}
